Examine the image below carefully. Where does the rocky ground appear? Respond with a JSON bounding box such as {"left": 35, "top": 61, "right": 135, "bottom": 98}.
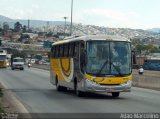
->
{"left": 0, "top": 83, "right": 31, "bottom": 119}
{"left": 0, "top": 83, "right": 18, "bottom": 114}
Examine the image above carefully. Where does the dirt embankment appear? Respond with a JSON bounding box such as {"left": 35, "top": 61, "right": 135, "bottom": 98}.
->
{"left": 0, "top": 83, "right": 18, "bottom": 113}
{"left": 0, "top": 83, "right": 31, "bottom": 118}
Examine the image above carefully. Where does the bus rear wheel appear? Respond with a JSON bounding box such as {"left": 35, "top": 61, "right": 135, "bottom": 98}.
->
{"left": 112, "top": 92, "right": 120, "bottom": 97}
{"left": 56, "top": 78, "right": 67, "bottom": 91}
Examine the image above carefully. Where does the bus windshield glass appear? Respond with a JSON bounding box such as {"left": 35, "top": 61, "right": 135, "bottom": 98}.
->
{"left": 0, "top": 55, "right": 6, "bottom": 60}
{"left": 86, "top": 41, "right": 131, "bottom": 76}
{"left": 13, "top": 59, "right": 24, "bottom": 62}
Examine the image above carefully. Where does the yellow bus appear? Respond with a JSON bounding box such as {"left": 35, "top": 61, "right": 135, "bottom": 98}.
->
{"left": 50, "top": 35, "right": 132, "bottom": 97}
{"left": 0, "top": 49, "right": 7, "bottom": 68}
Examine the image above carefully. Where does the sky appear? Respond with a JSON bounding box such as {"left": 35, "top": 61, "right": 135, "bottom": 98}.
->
{"left": 0, "top": 0, "right": 160, "bottom": 29}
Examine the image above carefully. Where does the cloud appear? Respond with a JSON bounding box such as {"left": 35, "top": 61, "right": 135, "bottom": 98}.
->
{"left": 1, "top": 5, "right": 159, "bottom": 29}
{"left": 0, "top": 4, "right": 69, "bottom": 21}
{"left": 73, "top": 8, "right": 142, "bottom": 28}
{"left": 84, "top": 9, "right": 140, "bottom": 21}
{"left": 31, "top": 4, "right": 40, "bottom": 9}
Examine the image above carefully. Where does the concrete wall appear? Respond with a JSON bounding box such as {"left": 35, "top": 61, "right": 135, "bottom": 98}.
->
{"left": 132, "top": 69, "right": 160, "bottom": 90}
{"left": 32, "top": 64, "right": 160, "bottom": 90}
{"left": 32, "top": 64, "right": 50, "bottom": 70}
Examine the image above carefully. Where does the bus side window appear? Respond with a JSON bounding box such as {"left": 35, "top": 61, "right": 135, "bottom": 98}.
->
{"left": 80, "top": 42, "right": 85, "bottom": 73}
{"left": 69, "top": 43, "right": 75, "bottom": 57}
{"left": 75, "top": 42, "right": 79, "bottom": 58}
{"left": 73, "top": 42, "right": 75, "bottom": 57}
{"left": 60, "top": 45, "right": 64, "bottom": 57}
{"left": 62, "top": 45, "right": 65, "bottom": 57}
{"left": 64, "top": 44, "right": 69, "bottom": 57}
{"left": 53, "top": 46, "right": 57, "bottom": 57}
{"left": 51, "top": 47, "right": 54, "bottom": 58}
{"left": 69, "top": 43, "right": 72, "bottom": 57}
{"left": 55, "top": 45, "right": 60, "bottom": 58}
{"left": 58, "top": 45, "right": 60, "bottom": 57}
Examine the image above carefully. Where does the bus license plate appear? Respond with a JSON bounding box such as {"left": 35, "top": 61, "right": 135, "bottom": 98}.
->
{"left": 106, "top": 88, "right": 114, "bottom": 91}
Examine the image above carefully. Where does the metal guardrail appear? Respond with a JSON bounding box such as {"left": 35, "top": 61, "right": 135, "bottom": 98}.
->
{"left": 32, "top": 64, "right": 50, "bottom": 70}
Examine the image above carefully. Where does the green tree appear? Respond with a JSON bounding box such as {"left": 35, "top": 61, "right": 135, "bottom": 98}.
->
{"left": 135, "top": 44, "right": 145, "bottom": 56}
{"left": 3, "top": 22, "right": 9, "bottom": 32}
{"left": 134, "top": 43, "right": 158, "bottom": 56}
{"left": 144, "top": 44, "right": 158, "bottom": 55}
{"left": 22, "top": 25, "right": 27, "bottom": 33}
{"left": 14, "top": 21, "right": 22, "bottom": 32}
{"left": 131, "top": 38, "right": 158, "bottom": 56}
{"left": 46, "top": 32, "right": 53, "bottom": 37}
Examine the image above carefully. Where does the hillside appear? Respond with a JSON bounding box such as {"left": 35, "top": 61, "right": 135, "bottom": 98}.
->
{"left": 147, "top": 28, "right": 160, "bottom": 33}
{"left": 0, "top": 15, "right": 13, "bottom": 22}
{"left": 0, "top": 15, "right": 65, "bottom": 28}
{"left": 0, "top": 14, "right": 159, "bottom": 39}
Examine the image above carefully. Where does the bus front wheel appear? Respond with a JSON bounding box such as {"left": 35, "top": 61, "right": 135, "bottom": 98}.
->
{"left": 74, "top": 79, "right": 84, "bottom": 97}
{"left": 112, "top": 92, "right": 120, "bottom": 97}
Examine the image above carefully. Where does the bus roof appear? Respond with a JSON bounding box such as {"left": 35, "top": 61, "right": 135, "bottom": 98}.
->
{"left": 52, "top": 35, "right": 130, "bottom": 46}
{"left": 0, "top": 50, "right": 7, "bottom": 55}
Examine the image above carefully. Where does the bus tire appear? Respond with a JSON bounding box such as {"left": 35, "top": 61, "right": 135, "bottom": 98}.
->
{"left": 56, "top": 78, "right": 62, "bottom": 91}
{"left": 74, "top": 79, "right": 84, "bottom": 97}
{"left": 112, "top": 92, "right": 120, "bottom": 97}
{"left": 76, "top": 90, "right": 84, "bottom": 97}
{"left": 56, "top": 78, "right": 67, "bottom": 91}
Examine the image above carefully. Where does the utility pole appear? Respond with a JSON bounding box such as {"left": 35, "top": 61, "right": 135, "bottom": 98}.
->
{"left": 47, "top": 21, "right": 49, "bottom": 32}
{"left": 70, "top": 0, "right": 73, "bottom": 36}
{"left": 28, "top": 19, "right": 30, "bottom": 32}
{"left": 64, "top": 17, "right": 67, "bottom": 34}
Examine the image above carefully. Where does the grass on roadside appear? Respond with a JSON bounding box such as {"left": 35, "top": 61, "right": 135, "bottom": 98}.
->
{"left": 0, "top": 106, "right": 5, "bottom": 113}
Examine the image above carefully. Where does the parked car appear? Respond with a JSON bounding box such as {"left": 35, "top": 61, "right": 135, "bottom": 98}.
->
{"left": 30, "top": 59, "right": 36, "bottom": 64}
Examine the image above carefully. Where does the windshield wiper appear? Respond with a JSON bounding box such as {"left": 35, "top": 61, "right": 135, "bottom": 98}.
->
{"left": 96, "top": 59, "right": 109, "bottom": 76}
{"left": 110, "top": 61, "right": 123, "bottom": 77}
{"left": 95, "top": 59, "right": 124, "bottom": 77}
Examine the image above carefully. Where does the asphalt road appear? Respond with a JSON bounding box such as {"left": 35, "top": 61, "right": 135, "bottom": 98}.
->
{"left": 0, "top": 67, "right": 160, "bottom": 118}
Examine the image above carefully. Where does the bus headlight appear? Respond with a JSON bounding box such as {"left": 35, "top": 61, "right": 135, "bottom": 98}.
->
{"left": 121, "top": 80, "right": 132, "bottom": 87}
{"left": 6, "top": 62, "right": 9, "bottom": 66}
{"left": 86, "top": 79, "right": 100, "bottom": 85}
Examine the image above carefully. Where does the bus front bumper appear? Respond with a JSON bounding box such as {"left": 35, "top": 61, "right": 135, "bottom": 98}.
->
{"left": 84, "top": 79, "right": 132, "bottom": 93}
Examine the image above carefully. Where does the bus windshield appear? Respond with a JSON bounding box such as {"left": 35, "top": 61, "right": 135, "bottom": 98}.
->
{"left": 13, "top": 59, "right": 24, "bottom": 62}
{"left": 86, "top": 41, "right": 131, "bottom": 76}
{"left": 0, "top": 55, "right": 6, "bottom": 60}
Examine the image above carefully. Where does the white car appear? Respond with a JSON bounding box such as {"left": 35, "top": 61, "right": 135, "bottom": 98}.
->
{"left": 11, "top": 57, "right": 24, "bottom": 70}
{"left": 30, "top": 59, "right": 36, "bottom": 64}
